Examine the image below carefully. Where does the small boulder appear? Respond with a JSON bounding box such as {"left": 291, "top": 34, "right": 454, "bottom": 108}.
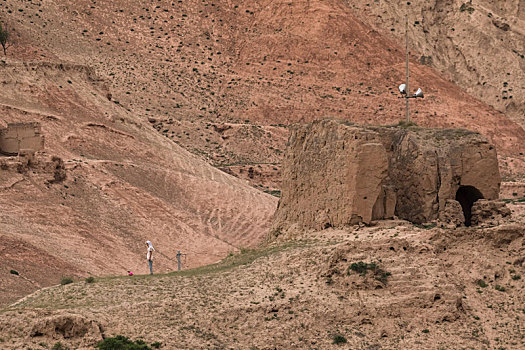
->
{"left": 471, "top": 200, "right": 511, "bottom": 226}
{"left": 438, "top": 200, "right": 465, "bottom": 228}
{"left": 30, "top": 314, "right": 103, "bottom": 341}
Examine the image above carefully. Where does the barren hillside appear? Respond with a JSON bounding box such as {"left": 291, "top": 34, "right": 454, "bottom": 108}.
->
{"left": 350, "top": 0, "right": 525, "bottom": 128}
{"left": 1, "top": 0, "right": 524, "bottom": 310}
{"left": 1, "top": 0, "right": 523, "bottom": 184}
{"left": 0, "top": 59, "right": 277, "bottom": 306}
{"left": 1, "top": 206, "right": 524, "bottom": 349}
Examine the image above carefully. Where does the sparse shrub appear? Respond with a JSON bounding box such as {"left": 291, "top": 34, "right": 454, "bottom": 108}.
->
{"left": 85, "top": 276, "right": 95, "bottom": 283}
{"left": 495, "top": 285, "right": 506, "bottom": 292}
{"left": 476, "top": 279, "right": 488, "bottom": 288}
{"left": 512, "top": 275, "right": 521, "bottom": 280}
{"left": 397, "top": 120, "right": 418, "bottom": 128}
{"left": 96, "top": 335, "right": 151, "bottom": 350}
{"left": 375, "top": 271, "right": 392, "bottom": 284}
{"left": 348, "top": 261, "right": 391, "bottom": 284}
{"left": 414, "top": 223, "right": 436, "bottom": 230}
{"left": 60, "top": 277, "right": 73, "bottom": 285}
{"left": 151, "top": 342, "right": 162, "bottom": 349}
{"left": 9, "top": 269, "right": 19, "bottom": 275}
{"left": 332, "top": 334, "right": 347, "bottom": 344}
{"left": 52, "top": 342, "right": 69, "bottom": 350}
{"left": 271, "top": 227, "right": 282, "bottom": 238}
{"left": 422, "top": 329, "right": 430, "bottom": 334}
{"left": 0, "top": 23, "right": 11, "bottom": 56}
{"left": 348, "top": 261, "right": 376, "bottom": 276}
{"left": 460, "top": 3, "right": 475, "bottom": 14}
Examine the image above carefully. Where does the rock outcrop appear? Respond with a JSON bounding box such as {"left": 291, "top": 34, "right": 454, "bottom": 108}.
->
{"left": 438, "top": 200, "right": 465, "bottom": 229}
{"left": 471, "top": 200, "right": 512, "bottom": 227}
{"left": 274, "top": 119, "right": 501, "bottom": 230}
{"left": 30, "top": 313, "right": 103, "bottom": 343}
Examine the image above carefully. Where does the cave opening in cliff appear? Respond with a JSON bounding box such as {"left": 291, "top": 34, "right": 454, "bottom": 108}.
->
{"left": 456, "top": 186, "right": 484, "bottom": 226}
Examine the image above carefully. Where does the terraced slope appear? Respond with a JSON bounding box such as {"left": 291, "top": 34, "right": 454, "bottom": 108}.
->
{"left": 0, "top": 60, "right": 277, "bottom": 306}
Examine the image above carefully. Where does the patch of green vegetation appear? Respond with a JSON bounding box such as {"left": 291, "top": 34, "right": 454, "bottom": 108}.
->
{"left": 397, "top": 120, "right": 418, "bottom": 128}
{"left": 347, "top": 261, "right": 391, "bottom": 284}
{"left": 60, "top": 277, "right": 73, "bottom": 285}
{"left": 502, "top": 197, "right": 525, "bottom": 204}
{"left": 85, "top": 276, "right": 95, "bottom": 283}
{"left": 495, "top": 285, "right": 506, "bottom": 292}
{"left": 460, "top": 3, "right": 475, "bottom": 14}
{"left": 375, "top": 270, "right": 393, "bottom": 284}
{"left": 414, "top": 223, "right": 437, "bottom": 229}
{"left": 476, "top": 279, "right": 488, "bottom": 288}
{"left": 52, "top": 342, "right": 69, "bottom": 350}
{"left": 348, "top": 261, "right": 378, "bottom": 276}
{"left": 164, "top": 241, "right": 306, "bottom": 278}
{"left": 263, "top": 189, "right": 281, "bottom": 197}
{"left": 9, "top": 269, "right": 19, "bottom": 275}
{"left": 332, "top": 334, "right": 347, "bottom": 345}
{"left": 422, "top": 329, "right": 430, "bottom": 334}
{"left": 96, "top": 335, "right": 151, "bottom": 349}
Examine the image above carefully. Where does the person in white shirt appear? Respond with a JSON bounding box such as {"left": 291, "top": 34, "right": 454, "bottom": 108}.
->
{"left": 146, "top": 240, "right": 155, "bottom": 275}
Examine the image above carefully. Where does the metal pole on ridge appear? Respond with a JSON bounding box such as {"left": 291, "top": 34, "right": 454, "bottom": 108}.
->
{"left": 405, "top": 14, "right": 410, "bottom": 122}
{"left": 397, "top": 14, "right": 424, "bottom": 120}
{"left": 176, "top": 251, "right": 187, "bottom": 271}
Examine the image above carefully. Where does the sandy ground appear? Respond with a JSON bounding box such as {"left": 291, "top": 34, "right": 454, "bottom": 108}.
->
{"left": 1, "top": 202, "right": 523, "bottom": 349}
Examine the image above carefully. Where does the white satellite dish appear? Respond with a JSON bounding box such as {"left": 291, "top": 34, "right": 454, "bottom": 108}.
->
{"left": 398, "top": 84, "right": 407, "bottom": 95}
{"left": 414, "top": 88, "right": 424, "bottom": 98}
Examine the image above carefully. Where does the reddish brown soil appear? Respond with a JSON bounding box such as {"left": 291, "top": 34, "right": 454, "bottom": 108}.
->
{"left": 1, "top": 0, "right": 523, "bottom": 172}
{"left": 350, "top": 0, "right": 525, "bottom": 129}
{"left": 0, "top": 61, "right": 276, "bottom": 306}
{"left": 0, "top": 0, "right": 524, "bottom": 323}
{"left": 1, "top": 209, "right": 523, "bottom": 349}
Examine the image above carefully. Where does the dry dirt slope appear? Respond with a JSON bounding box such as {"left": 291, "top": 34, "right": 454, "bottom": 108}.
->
{"left": 350, "top": 0, "right": 525, "bottom": 128}
{"left": 1, "top": 0, "right": 524, "bottom": 313}
{"left": 1, "top": 0, "right": 523, "bottom": 178}
{"left": 0, "top": 209, "right": 524, "bottom": 349}
{"left": 0, "top": 59, "right": 277, "bottom": 306}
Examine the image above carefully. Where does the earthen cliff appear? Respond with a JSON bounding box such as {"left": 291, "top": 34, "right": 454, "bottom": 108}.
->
{"left": 274, "top": 119, "right": 501, "bottom": 230}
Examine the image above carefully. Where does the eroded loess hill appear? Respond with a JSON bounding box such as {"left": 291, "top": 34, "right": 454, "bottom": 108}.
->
{"left": 0, "top": 60, "right": 277, "bottom": 306}
{"left": 350, "top": 0, "right": 525, "bottom": 129}
{"left": 1, "top": 0, "right": 523, "bottom": 185}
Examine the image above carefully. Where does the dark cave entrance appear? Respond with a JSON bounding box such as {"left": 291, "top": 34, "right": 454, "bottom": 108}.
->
{"left": 455, "top": 186, "right": 484, "bottom": 227}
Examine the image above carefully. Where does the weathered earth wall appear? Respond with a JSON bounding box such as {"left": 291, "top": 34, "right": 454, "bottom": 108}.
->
{"left": 0, "top": 122, "right": 44, "bottom": 155}
{"left": 274, "top": 119, "right": 501, "bottom": 230}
